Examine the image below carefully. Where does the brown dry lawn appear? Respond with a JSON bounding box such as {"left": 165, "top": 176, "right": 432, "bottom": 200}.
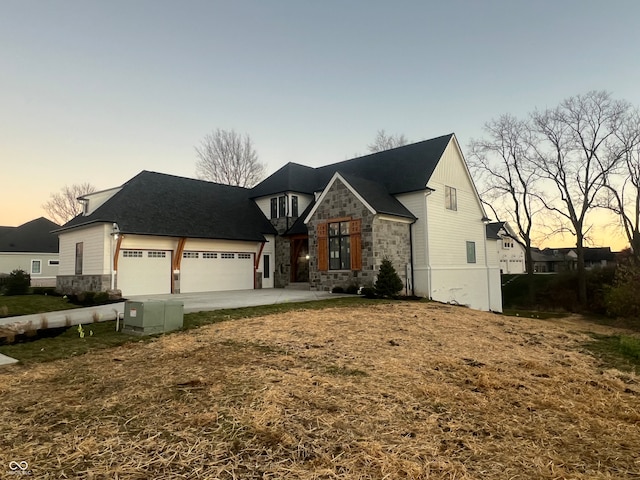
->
{"left": 1, "top": 302, "right": 639, "bottom": 479}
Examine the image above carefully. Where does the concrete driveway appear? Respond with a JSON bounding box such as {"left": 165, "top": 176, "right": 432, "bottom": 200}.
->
{"left": 127, "top": 288, "right": 339, "bottom": 313}
{"left": 0, "top": 289, "right": 342, "bottom": 366}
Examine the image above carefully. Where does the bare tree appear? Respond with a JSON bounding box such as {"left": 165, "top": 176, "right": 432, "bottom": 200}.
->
{"left": 368, "top": 130, "right": 408, "bottom": 153}
{"left": 195, "top": 129, "right": 266, "bottom": 187}
{"left": 43, "top": 183, "right": 96, "bottom": 224}
{"left": 530, "top": 90, "right": 631, "bottom": 304}
{"left": 602, "top": 108, "right": 640, "bottom": 262}
{"left": 469, "top": 114, "right": 542, "bottom": 303}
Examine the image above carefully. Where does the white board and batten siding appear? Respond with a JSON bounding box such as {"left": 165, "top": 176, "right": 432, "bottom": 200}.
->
{"left": 397, "top": 139, "right": 502, "bottom": 312}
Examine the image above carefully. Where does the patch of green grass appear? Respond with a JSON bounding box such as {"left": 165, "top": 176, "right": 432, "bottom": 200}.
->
{"left": 0, "top": 294, "right": 80, "bottom": 317}
{"left": 502, "top": 309, "right": 569, "bottom": 320}
{"left": 0, "top": 297, "right": 384, "bottom": 364}
{"left": 0, "top": 320, "right": 141, "bottom": 364}
{"left": 583, "top": 333, "right": 640, "bottom": 372}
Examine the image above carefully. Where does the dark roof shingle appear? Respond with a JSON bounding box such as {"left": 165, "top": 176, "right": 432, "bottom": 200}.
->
{"left": 251, "top": 134, "right": 453, "bottom": 198}
{"left": 59, "top": 171, "right": 276, "bottom": 241}
{"left": 0, "top": 217, "right": 60, "bottom": 253}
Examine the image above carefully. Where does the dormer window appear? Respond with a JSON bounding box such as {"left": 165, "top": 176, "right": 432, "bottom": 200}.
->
{"left": 271, "top": 195, "right": 290, "bottom": 218}
{"left": 292, "top": 195, "right": 299, "bottom": 217}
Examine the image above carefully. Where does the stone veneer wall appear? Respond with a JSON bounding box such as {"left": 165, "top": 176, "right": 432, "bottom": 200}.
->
{"left": 271, "top": 217, "right": 292, "bottom": 288}
{"left": 308, "top": 180, "right": 411, "bottom": 292}
{"left": 371, "top": 217, "right": 411, "bottom": 292}
{"left": 57, "top": 275, "right": 112, "bottom": 294}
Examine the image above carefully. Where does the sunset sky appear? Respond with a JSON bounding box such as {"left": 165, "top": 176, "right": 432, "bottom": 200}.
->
{"left": 2, "top": 0, "right": 639, "bottom": 250}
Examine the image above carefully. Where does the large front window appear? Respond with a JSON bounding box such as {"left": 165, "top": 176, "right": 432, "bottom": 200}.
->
{"left": 329, "top": 221, "right": 350, "bottom": 270}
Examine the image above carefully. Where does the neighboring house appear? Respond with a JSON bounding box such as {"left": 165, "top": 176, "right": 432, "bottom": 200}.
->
{"left": 0, "top": 217, "right": 60, "bottom": 286}
{"left": 531, "top": 247, "right": 615, "bottom": 273}
{"left": 55, "top": 133, "right": 502, "bottom": 312}
{"left": 486, "top": 222, "right": 526, "bottom": 274}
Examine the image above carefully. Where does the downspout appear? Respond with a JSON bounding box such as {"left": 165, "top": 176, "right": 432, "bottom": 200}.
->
{"left": 113, "top": 234, "right": 123, "bottom": 287}
{"left": 409, "top": 219, "right": 416, "bottom": 297}
{"left": 424, "top": 191, "right": 433, "bottom": 300}
{"left": 482, "top": 218, "right": 491, "bottom": 311}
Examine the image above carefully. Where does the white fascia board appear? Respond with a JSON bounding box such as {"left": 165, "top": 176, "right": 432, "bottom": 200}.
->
{"left": 449, "top": 134, "right": 491, "bottom": 221}
{"left": 304, "top": 172, "right": 377, "bottom": 223}
{"left": 376, "top": 214, "right": 414, "bottom": 224}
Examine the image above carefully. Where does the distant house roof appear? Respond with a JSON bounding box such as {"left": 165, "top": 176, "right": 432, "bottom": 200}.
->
{"left": 548, "top": 247, "right": 615, "bottom": 262}
{"left": 534, "top": 246, "right": 616, "bottom": 263}
{"left": 0, "top": 217, "right": 60, "bottom": 253}
{"left": 583, "top": 247, "right": 615, "bottom": 262}
{"left": 486, "top": 222, "right": 505, "bottom": 240}
{"left": 251, "top": 133, "right": 453, "bottom": 198}
{"left": 57, "top": 171, "right": 277, "bottom": 242}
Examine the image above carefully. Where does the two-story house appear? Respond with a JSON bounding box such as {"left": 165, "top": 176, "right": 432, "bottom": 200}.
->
{"left": 54, "top": 133, "right": 502, "bottom": 311}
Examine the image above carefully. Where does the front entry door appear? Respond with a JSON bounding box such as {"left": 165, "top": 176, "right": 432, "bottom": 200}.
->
{"left": 290, "top": 237, "right": 309, "bottom": 282}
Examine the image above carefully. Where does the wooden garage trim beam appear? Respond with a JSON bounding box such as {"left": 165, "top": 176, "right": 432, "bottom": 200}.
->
{"left": 254, "top": 241, "right": 266, "bottom": 289}
{"left": 113, "top": 235, "right": 124, "bottom": 272}
{"left": 174, "top": 238, "right": 187, "bottom": 271}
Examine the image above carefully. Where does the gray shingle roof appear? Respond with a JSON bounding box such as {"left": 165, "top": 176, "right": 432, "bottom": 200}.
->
{"left": 338, "top": 173, "right": 416, "bottom": 220}
{"left": 250, "top": 162, "right": 318, "bottom": 198}
{"left": 251, "top": 134, "right": 453, "bottom": 198}
{"left": 58, "top": 171, "right": 276, "bottom": 242}
{"left": 0, "top": 217, "right": 60, "bottom": 253}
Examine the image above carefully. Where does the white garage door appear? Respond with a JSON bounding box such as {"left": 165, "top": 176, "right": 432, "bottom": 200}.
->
{"left": 181, "top": 251, "right": 254, "bottom": 293}
{"left": 117, "top": 250, "right": 172, "bottom": 296}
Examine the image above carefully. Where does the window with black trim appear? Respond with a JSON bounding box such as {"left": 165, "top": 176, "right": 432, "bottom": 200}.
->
{"left": 270, "top": 198, "right": 277, "bottom": 218}
{"left": 292, "top": 195, "right": 299, "bottom": 217}
{"left": 75, "top": 242, "right": 83, "bottom": 274}
{"left": 445, "top": 185, "right": 457, "bottom": 211}
{"left": 329, "top": 221, "right": 351, "bottom": 270}
{"left": 466, "top": 241, "right": 476, "bottom": 263}
{"left": 264, "top": 254, "right": 270, "bottom": 278}
{"left": 278, "top": 196, "right": 286, "bottom": 217}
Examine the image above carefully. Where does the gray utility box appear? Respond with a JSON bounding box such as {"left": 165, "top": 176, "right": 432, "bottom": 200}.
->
{"left": 122, "top": 300, "right": 184, "bottom": 335}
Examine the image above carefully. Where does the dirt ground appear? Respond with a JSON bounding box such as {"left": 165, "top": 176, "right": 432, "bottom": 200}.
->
{"left": 1, "top": 302, "right": 639, "bottom": 479}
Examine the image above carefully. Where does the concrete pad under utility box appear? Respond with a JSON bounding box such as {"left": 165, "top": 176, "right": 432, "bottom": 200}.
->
{"left": 122, "top": 300, "right": 183, "bottom": 335}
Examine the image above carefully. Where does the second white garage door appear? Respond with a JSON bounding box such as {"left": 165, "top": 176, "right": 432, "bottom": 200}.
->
{"left": 180, "top": 251, "right": 254, "bottom": 293}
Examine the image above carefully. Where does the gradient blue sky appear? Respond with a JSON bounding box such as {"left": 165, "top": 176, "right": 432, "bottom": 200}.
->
{"left": 2, "top": 0, "right": 639, "bottom": 248}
